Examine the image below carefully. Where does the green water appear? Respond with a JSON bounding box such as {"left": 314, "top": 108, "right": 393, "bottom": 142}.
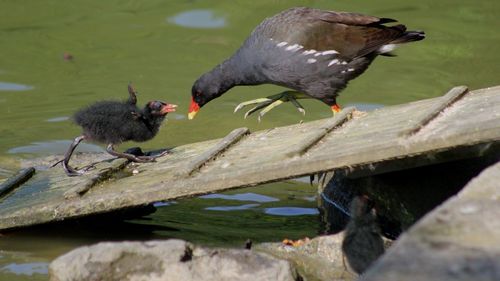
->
{"left": 0, "top": 0, "right": 499, "bottom": 279}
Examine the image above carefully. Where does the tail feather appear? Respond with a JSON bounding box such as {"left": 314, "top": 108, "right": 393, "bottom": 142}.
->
{"left": 391, "top": 30, "right": 425, "bottom": 44}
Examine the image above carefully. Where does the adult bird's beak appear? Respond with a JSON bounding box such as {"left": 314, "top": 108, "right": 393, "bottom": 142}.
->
{"left": 188, "top": 97, "right": 200, "bottom": 120}
{"left": 160, "top": 103, "right": 178, "bottom": 114}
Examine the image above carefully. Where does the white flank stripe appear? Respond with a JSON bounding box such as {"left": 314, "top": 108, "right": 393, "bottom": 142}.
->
{"left": 341, "top": 61, "right": 348, "bottom": 65}
{"left": 322, "top": 50, "right": 338, "bottom": 55}
{"left": 347, "top": 68, "right": 355, "bottom": 72}
{"left": 277, "top": 42, "right": 288, "bottom": 47}
{"left": 286, "top": 44, "right": 303, "bottom": 52}
{"left": 307, "top": 58, "right": 317, "bottom": 64}
{"left": 328, "top": 59, "right": 339, "bottom": 66}
{"left": 302, "top": 49, "right": 317, "bottom": 55}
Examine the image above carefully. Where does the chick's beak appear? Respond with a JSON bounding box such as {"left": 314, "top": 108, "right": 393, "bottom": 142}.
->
{"left": 160, "top": 103, "right": 178, "bottom": 114}
{"left": 188, "top": 97, "right": 200, "bottom": 120}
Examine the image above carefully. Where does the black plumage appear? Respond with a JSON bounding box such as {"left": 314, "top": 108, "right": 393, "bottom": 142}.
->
{"left": 342, "top": 196, "right": 385, "bottom": 274}
{"left": 58, "top": 84, "right": 177, "bottom": 176}
{"left": 189, "top": 7, "right": 425, "bottom": 120}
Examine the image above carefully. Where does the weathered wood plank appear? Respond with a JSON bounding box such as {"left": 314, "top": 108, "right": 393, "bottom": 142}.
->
{"left": 0, "top": 85, "right": 498, "bottom": 231}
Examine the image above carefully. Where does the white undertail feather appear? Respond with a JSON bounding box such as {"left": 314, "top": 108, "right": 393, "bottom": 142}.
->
{"left": 377, "top": 44, "right": 397, "bottom": 54}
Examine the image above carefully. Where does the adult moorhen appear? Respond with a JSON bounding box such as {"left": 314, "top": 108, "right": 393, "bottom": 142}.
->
{"left": 342, "top": 196, "right": 385, "bottom": 274}
{"left": 189, "top": 7, "right": 424, "bottom": 121}
{"left": 58, "top": 84, "right": 177, "bottom": 176}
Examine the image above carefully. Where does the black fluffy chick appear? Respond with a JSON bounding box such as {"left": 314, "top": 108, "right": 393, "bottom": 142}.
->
{"left": 342, "top": 196, "right": 385, "bottom": 274}
{"left": 59, "top": 84, "right": 177, "bottom": 176}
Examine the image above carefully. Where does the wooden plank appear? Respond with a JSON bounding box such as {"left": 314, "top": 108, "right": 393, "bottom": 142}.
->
{"left": 399, "top": 86, "right": 469, "bottom": 136}
{"left": 175, "top": 127, "right": 250, "bottom": 176}
{"left": 0, "top": 168, "right": 35, "bottom": 199}
{"left": 0, "top": 85, "right": 498, "bottom": 231}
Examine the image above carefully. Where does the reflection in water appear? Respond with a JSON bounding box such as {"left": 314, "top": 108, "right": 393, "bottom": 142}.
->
{"left": 0, "top": 82, "right": 33, "bottom": 91}
{"left": 168, "top": 10, "right": 226, "bottom": 29}
{"left": 8, "top": 140, "right": 104, "bottom": 155}
{"left": 46, "top": 116, "right": 69, "bottom": 123}
{"left": 200, "top": 192, "right": 279, "bottom": 203}
{"left": 205, "top": 203, "right": 260, "bottom": 211}
{"left": 153, "top": 201, "right": 176, "bottom": 207}
{"left": 0, "top": 183, "right": 320, "bottom": 280}
{"left": 1, "top": 262, "right": 48, "bottom": 276}
{"left": 264, "top": 207, "right": 319, "bottom": 216}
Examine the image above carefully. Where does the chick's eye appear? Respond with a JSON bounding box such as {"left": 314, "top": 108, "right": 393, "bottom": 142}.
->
{"left": 150, "top": 101, "right": 162, "bottom": 110}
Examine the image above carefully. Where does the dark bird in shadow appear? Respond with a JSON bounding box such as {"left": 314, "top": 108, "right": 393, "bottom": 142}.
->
{"left": 55, "top": 83, "right": 177, "bottom": 176}
{"left": 188, "top": 7, "right": 424, "bottom": 121}
{"left": 342, "top": 195, "right": 385, "bottom": 275}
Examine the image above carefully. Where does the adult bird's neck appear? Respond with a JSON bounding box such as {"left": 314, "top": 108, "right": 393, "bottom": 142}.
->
{"left": 206, "top": 53, "right": 265, "bottom": 93}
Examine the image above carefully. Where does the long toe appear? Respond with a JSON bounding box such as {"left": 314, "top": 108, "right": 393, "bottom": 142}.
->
{"left": 234, "top": 97, "right": 274, "bottom": 113}
{"left": 136, "top": 155, "right": 157, "bottom": 162}
{"left": 257, "top": 100, "right": 285, "bottom": 122}
{"left": 64, "top": 168, "right": 85, "bottom": 177}
{"left": 288, "top": 96, "right": 306, "bottom": 115}
{"left": 82, "top": 164, "right": 96, "bottom": 172}
{"left": 243, "top": 100, "right": 274, "bottom": 119}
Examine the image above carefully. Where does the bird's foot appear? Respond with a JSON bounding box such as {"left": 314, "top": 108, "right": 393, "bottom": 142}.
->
{"left": 134, "top": 150, "right": 170, "bottom": 162}
{"left": 63, "top": 164, "right": 86, "bottom": 177}
{"left": 80, "top": 163, "right": 96, "bottom": 172}
{"left": 234, "top": 91, "right": 307, "bottom": 121}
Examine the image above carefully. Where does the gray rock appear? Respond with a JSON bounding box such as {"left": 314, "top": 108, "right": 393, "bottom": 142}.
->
{"left": 49, "top": 239, "right": 298, "bottom": 281}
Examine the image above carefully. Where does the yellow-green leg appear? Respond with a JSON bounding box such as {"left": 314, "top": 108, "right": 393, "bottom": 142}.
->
{"left": 234, "top": 91, "right": 309, "bottom": 121}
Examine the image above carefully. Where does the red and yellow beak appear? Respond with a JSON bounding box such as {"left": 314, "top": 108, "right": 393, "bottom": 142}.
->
{"left": 160, "top": 103, "right": 178, "bottom": 114}
{"left": 188, "top": 97, "right": 200, "bottom": 120}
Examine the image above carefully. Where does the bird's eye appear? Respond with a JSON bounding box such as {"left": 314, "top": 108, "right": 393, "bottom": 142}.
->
{"left": 196, "top": 91, "right": 202, "bottom": 97}
{"left": 149, "top": 101, "right": 162, "bottom": 110}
